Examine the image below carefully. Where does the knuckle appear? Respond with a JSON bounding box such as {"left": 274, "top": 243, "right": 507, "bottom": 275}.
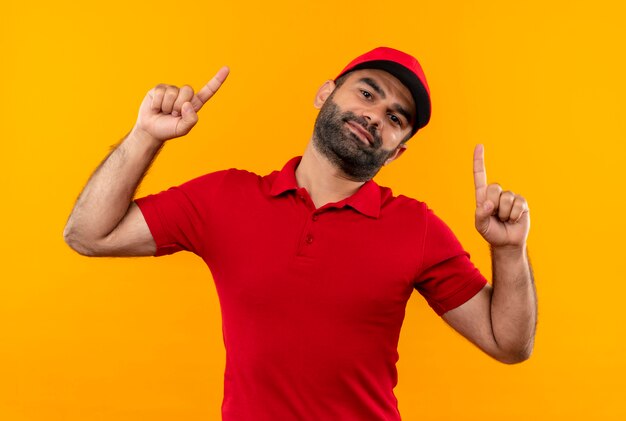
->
{"left": 503, "top": 191, "right": 515, "bottom": 202}
{"left": 515, "top": 197, "right": 528, "bottom": 210}
{"left": 488, "top": 183, "right": 502, "bottom": 193}
{"left": 203, "top": 81, "right": 217, "bottom": 93}
{"left": 175, "top": 87, "right": 194, "bottom": 104}
{"left": 165, "top": 86, "right": 179, "bottom": 96}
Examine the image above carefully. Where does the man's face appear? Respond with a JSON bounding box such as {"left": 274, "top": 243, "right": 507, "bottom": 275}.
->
{"left": 312, "top": 69, "right": 416, "bottom": 182}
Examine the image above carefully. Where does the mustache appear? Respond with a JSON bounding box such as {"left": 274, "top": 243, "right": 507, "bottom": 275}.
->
{"left": 341, "top": 114, "right": 382, "bottom": 149}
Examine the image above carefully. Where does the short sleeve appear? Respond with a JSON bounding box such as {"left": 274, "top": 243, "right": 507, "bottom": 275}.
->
{"left": 134, "top": 170, "right": 230, "bottom": 257}
{"left": 414, "top": 208, "right": 488, "bottom": 316}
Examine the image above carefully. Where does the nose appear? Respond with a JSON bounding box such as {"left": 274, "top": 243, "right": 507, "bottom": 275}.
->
{"left": 362, "top": 106, "right": 385, "bottom": 130}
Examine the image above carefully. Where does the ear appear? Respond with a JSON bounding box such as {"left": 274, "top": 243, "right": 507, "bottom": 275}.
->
{"left": 314, "top": 80, "right": 336, "bottom": 109}
{"left": 384, "top": 143, "right": 408, "bottom": 166}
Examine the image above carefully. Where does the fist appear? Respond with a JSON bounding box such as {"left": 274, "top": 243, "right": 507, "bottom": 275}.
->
{"left": 473, "top": 144, "right": 530, "bottom": 249}
{"left": 133, "top": 66, "right": 230, "bottom": 143}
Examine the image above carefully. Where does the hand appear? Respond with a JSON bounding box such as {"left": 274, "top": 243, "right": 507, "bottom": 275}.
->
{"left": 132, "top": 66, "right": 230, "bottom": 143}
{"left": 473, "top": 144, "right": 530, "bottom": 250}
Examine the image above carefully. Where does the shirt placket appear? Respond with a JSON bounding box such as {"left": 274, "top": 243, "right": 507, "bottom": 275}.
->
{"left": 294, "top": 188, "right": 323, "bottom": 259}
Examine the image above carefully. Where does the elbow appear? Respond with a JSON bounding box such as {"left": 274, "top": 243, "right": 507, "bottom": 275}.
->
{"left": 494, "top": 343, "right": 534, "bottom": 365}
{"left": 63, "top": 224, "right": 99, "bottom": 257}
{"left": 497, "top": 351, "right": 532, "bottom": 365}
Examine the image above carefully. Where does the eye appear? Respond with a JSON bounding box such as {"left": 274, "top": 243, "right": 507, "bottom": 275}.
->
{"left": 389, "top": 114, "right": 403, "bottom": 127}
{"left": 360, "top": 89, "right": 372, "bottom": 99}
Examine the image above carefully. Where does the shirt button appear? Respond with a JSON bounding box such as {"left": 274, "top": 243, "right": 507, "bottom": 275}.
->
{"left": 312, "top": 214, "right": 318, "bottom": 221}
{"left": 306, "top": 234, "right": 314, "bottom": 244}
{"left": 299, "top": 194, "right": 306, "bottom": 201}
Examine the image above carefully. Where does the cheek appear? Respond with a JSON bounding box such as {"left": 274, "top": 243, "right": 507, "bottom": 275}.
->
{"left": 384, "top": 130, "right": 406, "bottom": 147}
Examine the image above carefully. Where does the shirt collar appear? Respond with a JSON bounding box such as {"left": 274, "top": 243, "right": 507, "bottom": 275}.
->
{"left": 269, "top": 156, "right": 381, "bottom": 219}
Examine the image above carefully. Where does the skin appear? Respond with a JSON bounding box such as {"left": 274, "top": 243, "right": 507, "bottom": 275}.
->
{"left": 64, "top": 65, "right": 536, "bottom": 364}
{"left": 63, "top": 66, "right": 230, "bottom": 257}
{"left": 443, "top": 144, "right": 536, "bottom": 364}
{"left": 310, "top": 71, "right": 414, "bottom": 182}
{"left": 296, "top": 69, "right": 413, "bottom": 208}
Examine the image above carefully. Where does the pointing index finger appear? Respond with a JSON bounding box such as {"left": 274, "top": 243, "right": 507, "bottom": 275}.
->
{"left": 190, "top": 66, "right": 230, "bottom": 111}
{"left": 473, "top": 144, "right": 488, "bottom": 204}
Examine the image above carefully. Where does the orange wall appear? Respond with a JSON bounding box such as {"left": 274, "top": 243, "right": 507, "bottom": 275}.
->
{"left": 1, "top": 1, "right": 625, "bottom": 419}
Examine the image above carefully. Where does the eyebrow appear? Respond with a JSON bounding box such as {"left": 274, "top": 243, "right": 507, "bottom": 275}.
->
{"left": 358, "top": 77, "right": 414, "bottom": 125}
{"left": 359, "top": 77, "right": 385, "bottom": 99}
{"left": 392, "top": 104, "right": 413, "bottom": 126}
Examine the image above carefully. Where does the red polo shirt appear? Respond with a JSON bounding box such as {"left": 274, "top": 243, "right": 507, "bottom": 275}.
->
{"left": 134, "top": 156, "right": 487, "bottom": 420}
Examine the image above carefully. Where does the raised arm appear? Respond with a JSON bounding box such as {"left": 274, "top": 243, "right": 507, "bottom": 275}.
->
{"left": 63, "top": 67, "right": 230, "bottom": 257}
{"left": 442, "top": 144, "right": 537, "bottom": 364}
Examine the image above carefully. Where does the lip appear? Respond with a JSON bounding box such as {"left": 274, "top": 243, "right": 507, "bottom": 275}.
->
{"left": 346, "top": 121, "right": 373, "bottom": 145}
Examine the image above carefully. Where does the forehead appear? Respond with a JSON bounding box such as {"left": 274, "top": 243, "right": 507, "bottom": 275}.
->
{"left": 340, "top": 68, "right": 416, "bottom": 118}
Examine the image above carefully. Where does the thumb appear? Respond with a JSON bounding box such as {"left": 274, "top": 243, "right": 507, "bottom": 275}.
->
{"left": 475, "top": 200, "right": 494, "bottom": 233}
{"left": 176, "top": 102, "right": 199, "bottom": 136}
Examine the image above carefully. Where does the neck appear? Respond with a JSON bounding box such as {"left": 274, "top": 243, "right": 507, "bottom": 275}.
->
{"left": 295, "top": 141, "right": 366, "bottom": 209}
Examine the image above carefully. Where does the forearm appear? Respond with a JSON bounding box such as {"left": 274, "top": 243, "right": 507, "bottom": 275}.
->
{"left": 490, "top": 245, "right": 537, "bottom": 362}
{"left": 64, "top": 128, "right": 162, "bottom": 252}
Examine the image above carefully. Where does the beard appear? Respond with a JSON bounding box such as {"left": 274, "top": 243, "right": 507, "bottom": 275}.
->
{"left": 312, "top": 97, "right": 398, "bottom": 182}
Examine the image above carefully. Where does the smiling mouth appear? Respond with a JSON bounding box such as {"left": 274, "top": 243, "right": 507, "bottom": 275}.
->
{"left": 345, "top": 121, "right": 374, "bottom": 146}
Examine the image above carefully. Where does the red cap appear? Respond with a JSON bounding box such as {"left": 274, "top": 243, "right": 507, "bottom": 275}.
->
{"left": 336, "top": 47, "right": 431, "bottom": 134}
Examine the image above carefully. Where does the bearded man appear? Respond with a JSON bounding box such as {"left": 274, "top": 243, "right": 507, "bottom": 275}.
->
{"left": 64, "top": 47, "right": 537, "bottom": 421}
